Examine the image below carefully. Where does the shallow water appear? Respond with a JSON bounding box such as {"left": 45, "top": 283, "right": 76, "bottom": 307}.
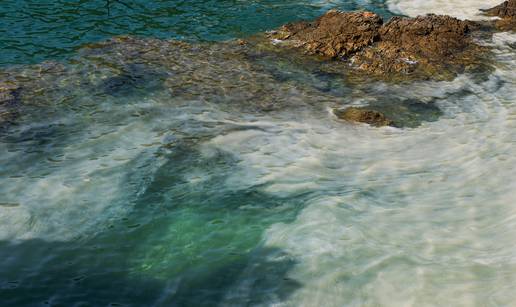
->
{"left": 1, "top": 1, "right": 516, "bottom": 307}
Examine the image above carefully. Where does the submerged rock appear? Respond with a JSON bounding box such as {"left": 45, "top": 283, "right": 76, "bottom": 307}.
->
{"left": 365, "top": 99, "right": 443, "bottom": 128}
{"left": 333, "top": 99, "right": 444, "bottom": 128}
{"left": 0, "top": 82, "right": 18, "bottom": 104}
{"left": 334, "top": 107, "right": 393, "bottom": 127}
{"left": 482, "top": 0, "right": 516, "bottom": 31}
{"left": 99, "top": 64, "right": 166, "bottom": 96}
{"left": 268, "top": 10, "right": 486, "bottom": 80}
{"left": 0, "top": 81, "right": 21, "bottom": 125}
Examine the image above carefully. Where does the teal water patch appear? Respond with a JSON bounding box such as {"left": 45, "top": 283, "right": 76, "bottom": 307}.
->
{"left": 0, "top": 147, "right": 305, "bottom": 306}
{"left": 0, "top": 0, "right": 394, "bottom": 66}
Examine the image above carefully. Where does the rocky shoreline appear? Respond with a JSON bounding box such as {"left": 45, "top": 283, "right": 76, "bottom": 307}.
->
{"left": 1, "top": 1, "right": 514, "bottom": 128}
{"left": 482, "top": 0, "right": 516, "bottom": 31}
{"left": 262, "top": 0, "right": 514, "bottom": 125}
{"left": 267, "top": 11, "right": 484, "bottom": 81}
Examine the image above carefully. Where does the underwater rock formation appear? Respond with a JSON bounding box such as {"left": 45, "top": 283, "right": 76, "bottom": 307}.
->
{"left": 268, "top": 10, "right": 486, "bottom": 80}
{"left": 0, "top": 81, "right": 21, "bottom": 125}
{"left": 0, "top": 34, "right": 460, "bottom": 131}
{"left": 334, "top": 107, "right": 393, "bottom": 127}
{"left": 482, "top": 0, "right": 516, "bottom": 31}
{"left": 0, "top": 81, "right": 18, "bottom": 104}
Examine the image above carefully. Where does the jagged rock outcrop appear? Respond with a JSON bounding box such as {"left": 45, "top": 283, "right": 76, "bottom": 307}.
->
{"left": 268, "top": 10, "right": 485, "bottom": 80}
{"left": 482, "top": 0, "right": 516, "bottom": 31}
{"left": 334, "top": 107, "right": 393, "bottom": 127}
{"left": 269, "top": 10, "right": 383, "bottom": 58}
{"left": 351, "top": 14, "right": 481, "bottom": 79}
{"left": 483, "top": 0, "right": 516, "bottom": 18}
{"left": 379, "top": 15, "right": 471, "bottom": 59}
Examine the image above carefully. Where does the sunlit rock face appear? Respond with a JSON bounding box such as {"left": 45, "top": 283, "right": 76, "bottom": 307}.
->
{"left": 266, "top": 10, "right": 490, "bottom": 81}
{"left": 482, "top": 0, "right": 516, "bottom": 31}
{"left": 484, "top": 0, "right": 516, "bottom": 17}
{"left": 268, "top": 10, "right": 383, "bottom": 58}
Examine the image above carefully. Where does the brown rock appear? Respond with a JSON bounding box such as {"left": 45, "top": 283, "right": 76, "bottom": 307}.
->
{"left": 269, "top": 10, "right": 483, "bottom": 80}
{"left": 379, "top": 15, "right": 471, "bottom": 58}
{"left": 268, "top": 10, "right": 383, "bottom": 58}
{"left": 482, "top": 0, "right": 516, "bottom": 31}
{"left": 494, "top": 17, "right": 516, "bottom": 30}
{"left": 351, "top": 42, "right": 420, "bottom": 76}
{"left": 351, "top": 14, "right": 479, "bottom": 79}
{"left": 482, "top": 0, "right": 516, "bottom": 18}
{"left": 236, "top": 39, "right": 248, "bottom": 46}
{"left": 334, "top": 107, "right": 393, "bottom": 127}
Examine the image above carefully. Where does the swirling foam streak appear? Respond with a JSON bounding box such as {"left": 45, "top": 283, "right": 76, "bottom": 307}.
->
{"left": 214, "top": 33, "right": 516, "bottom": 305}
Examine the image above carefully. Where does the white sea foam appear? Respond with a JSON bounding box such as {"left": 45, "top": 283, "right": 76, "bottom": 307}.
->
{"left": 0, "top": 97, "right": 214, "bottom": 241}
{"left": 387, "top": 0, "right": 502, "bottom": 20}
{"left": 214, "top": 33, "right": 516, "bottom": 305}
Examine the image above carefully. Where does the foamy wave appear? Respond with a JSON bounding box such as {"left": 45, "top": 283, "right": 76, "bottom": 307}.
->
{"left": 213, "top": 34, "right": 516, "bottom": 305}
{"left": 387, "top": 0, "right": 502, "bottom": 20}
{"left": 0, "top": 97, "right": 212, "bottom": 241}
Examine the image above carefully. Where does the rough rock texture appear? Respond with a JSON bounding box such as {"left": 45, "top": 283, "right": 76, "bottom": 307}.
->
{"left": 483, "top": 0, "right": 516, "bottom": 18}
{"left": 334, "top": 107, "right": 393, "bottom": 127}
{"left": 268, "top": 10, "right": 485, "bottom": 80}
{"left": 352, "top": 14, "right": 480, "bottom": 79}
{"left": 482, "top": 0, "right": 516, "bottom": 31}
{"left": 379, "top": 15, "right": 471, "bottom": 59}
{"left": 269, "top": 10, "right": 383, "bottom": 58}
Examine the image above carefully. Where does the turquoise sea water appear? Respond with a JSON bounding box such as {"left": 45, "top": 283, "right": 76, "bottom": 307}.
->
{"left": 1, "top": 1, "right": 516, "bottom": 306}
{"left": 0, "top": 0, "right": 393, "bottom": 66}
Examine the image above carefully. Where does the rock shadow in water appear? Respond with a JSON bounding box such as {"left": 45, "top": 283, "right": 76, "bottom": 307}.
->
{"left": 99, "top": 63, "right": 167, "bottom": 97}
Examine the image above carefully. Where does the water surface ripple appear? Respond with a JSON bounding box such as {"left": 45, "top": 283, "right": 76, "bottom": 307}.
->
{"left": 0, "top": 0, "right": 393, "bottom": 66}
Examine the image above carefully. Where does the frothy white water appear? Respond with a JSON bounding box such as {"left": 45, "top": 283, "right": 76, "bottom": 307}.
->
{"left": 0, "top": 105, "right": 159, "bottom": 241}
{"left": 214, "top": 34, "right": 516, "bottom": 305}
{"left": 387, "top": 0, "right": 502, "bottom": 20}
{"left": 0, "top": 96, "right": 218, "bottom": 241}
